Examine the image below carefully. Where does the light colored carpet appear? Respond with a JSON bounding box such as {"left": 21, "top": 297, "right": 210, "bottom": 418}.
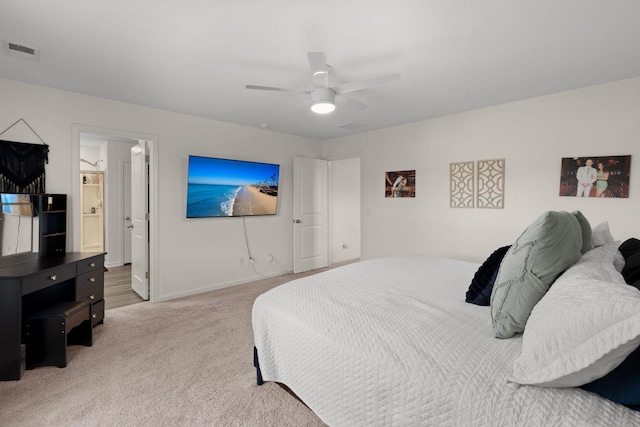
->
{"left": 0, "top": 269, "right": 338, "bottom": 426}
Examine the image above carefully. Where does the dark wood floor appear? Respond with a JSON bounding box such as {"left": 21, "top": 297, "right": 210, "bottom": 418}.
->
{"left": 104, "top": 264, "right": 145, "bottom": 310}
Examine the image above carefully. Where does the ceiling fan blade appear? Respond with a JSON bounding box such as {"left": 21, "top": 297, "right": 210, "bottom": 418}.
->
{"left": 333, "top": 73, "right": 401, "bottom": 95}
{"left": 308, "top": 52, "right": 329, "bottom": 89}
{"left": 245, "top": 84, "right": 309, "bottom": 94}
{"left": 336, "top": 94, "right": 367, "bottom": 110}
{"left": 284, "top": 99, "right": 311, "bottom": 115}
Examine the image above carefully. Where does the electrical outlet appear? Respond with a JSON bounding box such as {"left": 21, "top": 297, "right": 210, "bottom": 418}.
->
{"left": 266, "top": 253, "right": 274, "bottom": 262}
{"left": 239, "top": 256, "right": 245, "bottom": 266}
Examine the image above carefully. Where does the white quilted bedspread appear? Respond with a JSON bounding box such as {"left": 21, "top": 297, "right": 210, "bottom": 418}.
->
{"left": 252, "top": 255, "right": 640, "bottom": 426}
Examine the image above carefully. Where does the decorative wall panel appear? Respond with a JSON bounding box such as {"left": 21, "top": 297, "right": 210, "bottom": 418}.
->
{"left": 476, "top": 158, "right": 505, "bottom": 209}
{"left": 450, "top": 161, "right": 474, "bottom": 208}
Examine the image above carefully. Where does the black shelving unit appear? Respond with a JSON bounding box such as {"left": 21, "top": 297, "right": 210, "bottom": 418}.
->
{"left": 36, "top": 194, "right": 67, "bottom": 257}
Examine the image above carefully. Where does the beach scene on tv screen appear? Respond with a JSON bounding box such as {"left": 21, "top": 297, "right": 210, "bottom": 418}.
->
{"left": 187, "top": 156, "right": 279, "bottom": 218}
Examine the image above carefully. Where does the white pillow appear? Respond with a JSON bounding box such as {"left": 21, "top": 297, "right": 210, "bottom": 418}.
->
{"left": 510, "top": 243, "right": 640, "bottom": 387}
{"left": 614, "top": 246, "right": 626, "bottom": 273}
{"left": 591, "top": 221, "right": 615, "bottom": 248}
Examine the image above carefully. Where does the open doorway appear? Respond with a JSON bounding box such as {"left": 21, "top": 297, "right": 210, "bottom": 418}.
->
{"left": 72, "top": 124, "right": 158, "bottom": 307}
{"left": 329, "top": 156, "right": 361, "bottom": 264}
{"left": 292, "top": 155, "right": 362, "bottom": 273}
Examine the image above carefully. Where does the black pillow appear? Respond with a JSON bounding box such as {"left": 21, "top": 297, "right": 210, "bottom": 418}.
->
{"left": 465, "top": 245, "right": 511, "bottom": 306}
{"left": 619, "top": 238, "right": 640, "bottom": 286}
{"left": 581, "top": 343, "right": 640, "bottom": 408}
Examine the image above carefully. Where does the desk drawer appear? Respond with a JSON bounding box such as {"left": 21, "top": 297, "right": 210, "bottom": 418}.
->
{"left": 91, "top": 299, "right": 105, "bottom": 326}
{"left": 76, "top": 255, "right": 104, "bottom": 275}
{"left": 22, "top": 264, "right": 75, "bottom": 295}
{"left": 76, "top": 270, "right": 104, "bottom": 293}
{"left": 76, "top": 282, "right": 104, "bottom": 304}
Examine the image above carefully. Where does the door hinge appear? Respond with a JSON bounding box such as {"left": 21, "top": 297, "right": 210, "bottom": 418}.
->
{"left": 145, "top": 154, "right": 149, "bottom": 163}
{"left": 145, "top": 212, "right": 150, "bottom": 221}
{"left": 145, "top": 271, "right": 150, "bottom": 279}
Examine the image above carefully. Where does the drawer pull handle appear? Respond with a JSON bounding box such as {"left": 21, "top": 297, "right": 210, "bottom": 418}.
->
{"left": 49, "top": 274, "right": 57, "bottom": 281}
{"left": 89, "top": 295, "right": 96, "bottom": 300}
{"left": 92, "top": 313, "right": 97, "bottom": 319}
{"left": 90, "top": 262, "right": 96, "bottom": 267}
{"left": 89, "top": 277, "right": 96, "bottom": 282}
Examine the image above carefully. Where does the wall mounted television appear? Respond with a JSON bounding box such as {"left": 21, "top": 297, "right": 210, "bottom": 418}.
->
{"left": 186, "top": 155, "right": 280, "bottom": 218}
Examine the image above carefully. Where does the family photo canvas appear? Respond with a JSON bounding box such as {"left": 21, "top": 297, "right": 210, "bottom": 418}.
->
{"left": 559, "top": 155, "right": 631, "bottom": 198}
{"left": 385, "top": 170, "right": 416, "bottom": 198}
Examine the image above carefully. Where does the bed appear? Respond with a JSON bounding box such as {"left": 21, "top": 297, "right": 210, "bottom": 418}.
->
{"left": 252, "top": 212, "right": 640, "bottom": 426}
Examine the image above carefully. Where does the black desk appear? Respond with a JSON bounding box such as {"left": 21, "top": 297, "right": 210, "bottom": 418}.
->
{"left": 0, "top": 252, "right": 105, "bottom": 380}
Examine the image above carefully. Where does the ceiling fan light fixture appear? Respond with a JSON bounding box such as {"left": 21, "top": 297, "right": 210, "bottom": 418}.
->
{"left": 245, "top": 52, "right": 398, "bottom": 116}
{"left": 310, "top": 88, "right": 336, "bottom": 114}
{"left": 311, "top": 101, "right": 335, "bottom": 114}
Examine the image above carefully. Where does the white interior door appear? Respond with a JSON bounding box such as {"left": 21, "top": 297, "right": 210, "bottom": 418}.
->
{"left": 293, "top": 157, "right": 328, "bottom": 273}
{"left": 131, "top": 142, "right": 149, "bottom": 299}
{"left": 122, "top": 161, "right": 132, "bottom": 264}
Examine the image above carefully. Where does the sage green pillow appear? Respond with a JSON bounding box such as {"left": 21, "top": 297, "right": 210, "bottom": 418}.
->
{"left": 490, "top": 211, "right": 583, "bottom": 339}
{"left": 572, "top": 210, "right": 592, "bottom": 253}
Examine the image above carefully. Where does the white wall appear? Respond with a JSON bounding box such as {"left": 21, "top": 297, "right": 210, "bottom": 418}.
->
{"left": 323, "top": 77, "right": 640, "bottom": 263}
{"left": 0, "top": 77, "right": 322, "bottom": 302}
{"left": 79, "top": 145, "right": 104, "bottom": 170}
{"left": 4, "top": 75, "right": 638, "bottom": 301}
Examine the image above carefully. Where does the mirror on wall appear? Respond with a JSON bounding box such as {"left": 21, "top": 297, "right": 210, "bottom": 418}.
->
{"left": 0, "top": 193, "right": 37, "bottom": 258}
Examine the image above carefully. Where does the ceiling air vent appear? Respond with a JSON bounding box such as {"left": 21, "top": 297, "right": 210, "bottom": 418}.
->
{"left": 337, "top": 122, "right": 368, "bottom": 130}
{"left": 3, "top": 40, "right": 41, "bottom": 62}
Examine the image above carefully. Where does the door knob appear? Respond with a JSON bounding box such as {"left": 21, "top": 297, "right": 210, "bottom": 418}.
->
{"left": 124, "top": 216, "right": 130, "bottom": 220}
{"left": 294, "top": 219, "right": 302, "bottom": 223}
{"left": 127, "top": 224, "right": 134, "bottom": 229}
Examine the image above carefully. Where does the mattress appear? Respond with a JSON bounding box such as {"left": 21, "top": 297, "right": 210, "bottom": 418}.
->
{"left": 252, "top": 255, "right": 640, "bottom": 426}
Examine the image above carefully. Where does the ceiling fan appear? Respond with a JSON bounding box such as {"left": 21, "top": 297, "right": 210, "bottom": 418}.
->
{"left": 246, "top": 52, "right": 401, "bottom": 114}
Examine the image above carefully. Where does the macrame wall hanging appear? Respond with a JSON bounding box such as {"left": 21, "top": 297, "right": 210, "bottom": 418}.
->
{"left": 0, "top": 119, "right": 49, "bottom": 193}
